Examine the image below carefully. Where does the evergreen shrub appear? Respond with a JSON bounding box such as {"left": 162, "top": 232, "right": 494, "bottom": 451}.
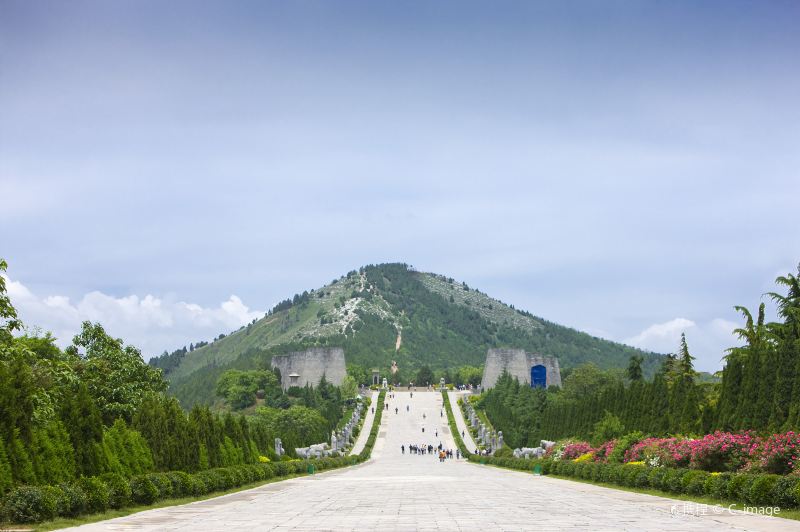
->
{"left": 77, "top": 476, "right": 110, "bottom": 513}
{"left": 187, "top": 474, "right": 208, "bottom": 496}
{"left": 727, "top": 473, "right": 751, "bottom": 500}
{"left": 705, "top": 473, "right": 731, "bottom": 499}
{"left": 56, "top": 481, "right": 88, "bottom": 517}
{"left": 1, "top": 485, "right": 59, "bottom": 523}
{"left": 475, "top": 454, "right": 799, "bottom": 509}
{"left": 746, "top": 474, "right": 779, "bottom": 506}
{"left": 130, "top": 475, "right": 159, "bottom": 505}
{"left": 147, "top": 473, "right": 173, "bottom": 499}
{"left": 682, "top": 470, "right": 710, "bottom": 495}
{"left": 772, "top": 476, "right": 800, "bottom": 508}
{"left": 166, "top": 471, "right": 193, "bottom": 497}
{"left": 100, "top": 472, "right": 132, "bottom": 509}
{"left": 647, "top": 467, "right": 668, "bottom": 490}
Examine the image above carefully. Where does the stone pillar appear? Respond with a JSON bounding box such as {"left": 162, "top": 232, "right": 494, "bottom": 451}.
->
{"left": 275, "top": 438, "right": 283, "bottom": 457}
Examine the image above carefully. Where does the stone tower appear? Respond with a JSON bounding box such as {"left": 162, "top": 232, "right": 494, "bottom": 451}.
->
{"left": 481, "top": 348, "right": 561, "bottom": 390}
{"left": 271, "top": 347, "right": 347, "bottom": 389}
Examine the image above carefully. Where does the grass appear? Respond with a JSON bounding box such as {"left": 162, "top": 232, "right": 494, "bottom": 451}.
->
{"left": 476, "top": 461, "right": 800, "bottom": 521}
{"left": 24, "top": 471, "right": 311, "bottom": 532}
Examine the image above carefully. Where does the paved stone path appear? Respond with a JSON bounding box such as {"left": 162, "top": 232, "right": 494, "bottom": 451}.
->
{"left": 64, "top": 391, "right": 799, "bottom": 531}
{"left": 447, "top": 390, "right": 478, "bottom": 452}
{"left": 349, "top": 390, "right": 378, "bottom": 455}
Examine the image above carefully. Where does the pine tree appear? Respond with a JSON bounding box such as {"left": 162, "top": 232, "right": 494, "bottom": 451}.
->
{"left": 671, "top": 334, "right": 700, "bottom": 433}
{"left": 627, "top": 355, "right": 644, "bottom": 382}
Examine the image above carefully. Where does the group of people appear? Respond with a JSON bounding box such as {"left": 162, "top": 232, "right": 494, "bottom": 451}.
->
{"left": 381, "top": 390, "right": 463, "bottom": 462}
{"left": 402, "top": 443, "right": 460, "bottom": 461}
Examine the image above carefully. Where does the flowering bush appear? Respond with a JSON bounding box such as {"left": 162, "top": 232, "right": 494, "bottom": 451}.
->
{"left": 594, "top": 439, "right": 616, "bottom": 462}
{"left": 561, "top": 442, "right": 594, "bottom": 460}
{"left": 573, "top": 452, "right": 594, "bottom": 463}
{"left": 624, "top": 437, "right": 691, "bottom": 468}
{"left": 546, "top": 440, "right": 576, "bottom": 461}
{"left": 687, "top": 431, "right": 759, "bottom": 472}
{"left": 646, "top": 455, "right": 662, "bottom": 468}
{"left": 536, "top": 431, "right": 800, "bottom": 475}
{"left": 758, "top": 432, "right": 800, "bottom": 474}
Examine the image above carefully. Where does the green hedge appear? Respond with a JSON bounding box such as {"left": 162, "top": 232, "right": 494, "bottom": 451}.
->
{"left": 441, "top": 391, "right": 471, "bottom": 458}
{"left": 469, "top": 455, "right": 800, "bottom": 510}
{"left": 0, "top": 455, "right": 362, "bottom": 525}
{"left": 358, "top": 390, "right": 385, "bottom": 461}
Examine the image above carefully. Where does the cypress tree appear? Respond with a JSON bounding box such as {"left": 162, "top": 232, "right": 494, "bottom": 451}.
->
{"left": 0, "top": 437, "right": 12, "bottom": 495}
{"left": 769, "top": 269, "right": 800, "bottom": 430}
{"left": 716, "top": 355, "right": 742, "bottom": 431}
{"left": 7, "top": 429, "right": 35, "bottom": 484}
{"left": 61, "top": 383, "right": 108, "bottom": 477}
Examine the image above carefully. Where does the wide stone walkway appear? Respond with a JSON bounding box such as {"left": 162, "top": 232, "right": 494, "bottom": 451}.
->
{"left": 447, "top": 390, "right": 478, "bottom": 452}
{"left": 64, "top": 391, "right": 799, "bottom": 531}
{"left": 349, "top": 390, "right": 378, "bottom": 455}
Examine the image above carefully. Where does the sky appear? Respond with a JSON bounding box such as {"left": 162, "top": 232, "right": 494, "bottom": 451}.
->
{"left": 1, "top": 1, "right": 798, "bottom": 371}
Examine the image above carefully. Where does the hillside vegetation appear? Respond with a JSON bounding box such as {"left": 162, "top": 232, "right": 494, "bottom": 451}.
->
{"left": 153, "top": 263, "right": 663, "bottom": 407}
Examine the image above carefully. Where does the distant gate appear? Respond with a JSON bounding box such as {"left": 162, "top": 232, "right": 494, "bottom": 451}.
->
{"left": 531, "top": 365, "right": 547, "bottom": 389}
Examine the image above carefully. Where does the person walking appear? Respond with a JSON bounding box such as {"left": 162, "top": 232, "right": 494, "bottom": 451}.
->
{"left": 401, "top": 445, "right": 405, "bottom": 454}
{"left": 395, "top": 407, "right": 398, "bottom": 414}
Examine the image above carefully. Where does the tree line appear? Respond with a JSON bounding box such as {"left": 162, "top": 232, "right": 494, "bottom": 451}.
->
{"left": 481, "top": 266, "right": 800, "bottom": 449}
{"left": 0, "top": 260, "right": 349, "bottom": 495}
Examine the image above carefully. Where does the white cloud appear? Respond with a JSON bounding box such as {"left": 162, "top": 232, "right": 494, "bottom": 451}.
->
{"left": 624, "top": 317, "right": 740, "bottom": 372}
{"left": 3, "top": 275, "right": 263, "bottom": 359}
{"left": 624, "top": 318, "right": 696, "bottom": 352}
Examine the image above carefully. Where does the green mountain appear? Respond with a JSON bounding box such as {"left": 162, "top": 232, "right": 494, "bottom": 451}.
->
{"left": 153, "top": 263, "right": 663, "bottom": 407}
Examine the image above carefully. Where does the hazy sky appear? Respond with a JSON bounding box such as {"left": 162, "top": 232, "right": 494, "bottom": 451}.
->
{"left": 2, "top": 1, "right": 798, "bottom": 371}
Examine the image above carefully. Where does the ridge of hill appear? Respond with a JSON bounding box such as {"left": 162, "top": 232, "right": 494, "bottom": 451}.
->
{"left": 152, "top": 263, "right": 663, "bottom": 407}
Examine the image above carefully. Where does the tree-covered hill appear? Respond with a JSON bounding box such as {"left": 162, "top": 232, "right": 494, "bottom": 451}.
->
{"left": 154, "top": 264, "right": 664, "bottom": 408}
